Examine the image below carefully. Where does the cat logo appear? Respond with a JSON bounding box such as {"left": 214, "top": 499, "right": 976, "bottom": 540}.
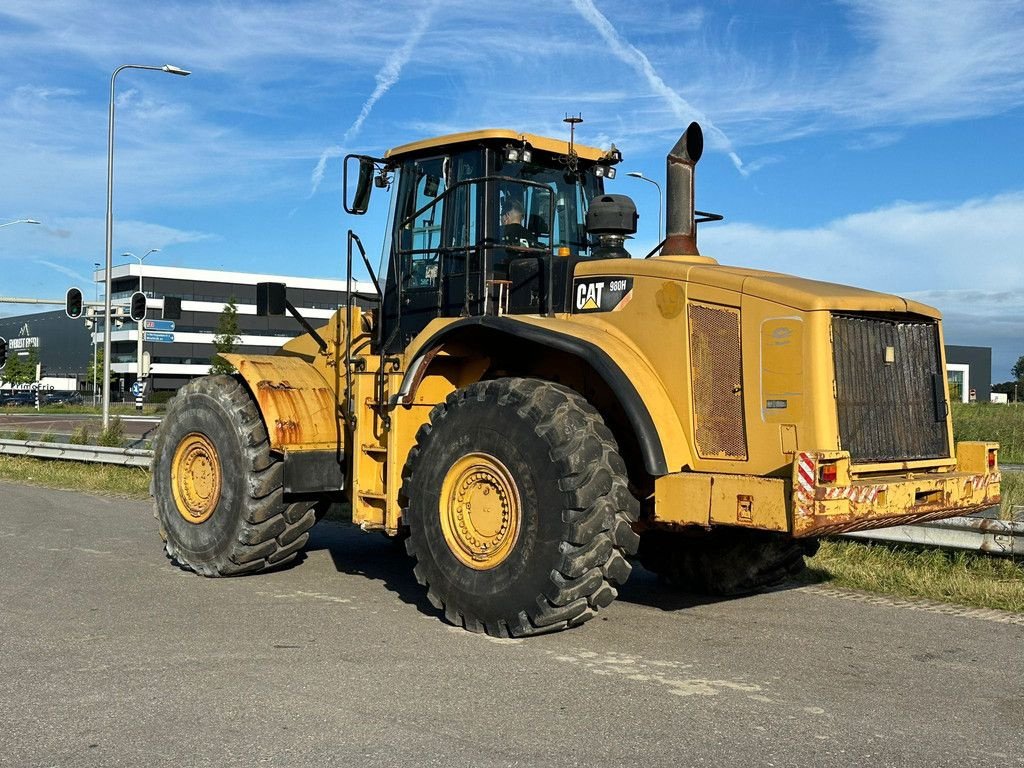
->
{"left": 573, "top": 276, "right": 633, "bottom": 313}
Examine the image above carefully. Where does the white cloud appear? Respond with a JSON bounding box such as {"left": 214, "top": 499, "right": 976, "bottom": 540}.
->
{"left": 33, "top": 259, "right": 92, "bottom": 284}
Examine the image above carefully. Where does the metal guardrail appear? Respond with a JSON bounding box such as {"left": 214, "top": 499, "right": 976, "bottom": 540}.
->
{"left": 0, "top": 439, "right": 153, "bottom": 468}
{"left": 842, "top": 514, "right": 1023, "bottom": 556}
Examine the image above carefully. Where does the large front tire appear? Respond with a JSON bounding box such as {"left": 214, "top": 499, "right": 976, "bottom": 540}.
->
{"left": 401, "top": 378, "right": 639, "bottom": 637}
{"left": 152, "top": 375, "right": 316, "bottom": 576}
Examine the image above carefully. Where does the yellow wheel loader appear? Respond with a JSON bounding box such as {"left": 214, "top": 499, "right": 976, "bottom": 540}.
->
{"left": 153, "top": 123, "right": 1000, "bottom": 636}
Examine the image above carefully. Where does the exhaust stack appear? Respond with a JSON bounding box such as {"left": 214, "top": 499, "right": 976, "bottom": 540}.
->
{"left": 664, "top": 122, "right": 704, "bottom": 255}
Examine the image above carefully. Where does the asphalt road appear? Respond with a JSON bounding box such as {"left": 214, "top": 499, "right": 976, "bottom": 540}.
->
{"left": 2, "top": 482, "right": 1022, "bottom": 767}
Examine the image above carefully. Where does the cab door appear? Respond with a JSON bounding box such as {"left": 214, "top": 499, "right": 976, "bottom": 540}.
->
{"left": 382, "top": 156, "right": 447, "bottom": 350}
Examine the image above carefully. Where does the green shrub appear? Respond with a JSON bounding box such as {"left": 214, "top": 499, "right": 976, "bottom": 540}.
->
{"left": 69, "top": 425, "right": 91, "bottom": 445}
{"left": 149, "top": 390, "right": 176, "bottom": 404}
{"left": 98, "top": 417, "right": 125, "bottom": 447}
{"left": 12, "top": 428, "right": 30, "bottom": 441}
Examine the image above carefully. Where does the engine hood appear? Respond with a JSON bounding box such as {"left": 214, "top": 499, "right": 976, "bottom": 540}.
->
{"left": 574, "top": 256, "right": 941, "bottom": 318}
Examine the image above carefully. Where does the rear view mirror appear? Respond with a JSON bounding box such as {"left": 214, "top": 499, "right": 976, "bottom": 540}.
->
{"left": 344, "top": 155, "right": 377, "bottom": 215}
{"left": 256, "top": 282, "right": 287, "bottom": 316}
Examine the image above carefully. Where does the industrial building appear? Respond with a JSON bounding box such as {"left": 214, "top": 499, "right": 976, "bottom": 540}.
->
{"left": 945, "top": 345, "right": 992, "bottom": 403}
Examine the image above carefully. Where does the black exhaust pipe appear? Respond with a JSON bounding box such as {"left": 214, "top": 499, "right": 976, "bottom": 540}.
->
{"left": 664, "top": 122, "right": 703, "bottom": 255}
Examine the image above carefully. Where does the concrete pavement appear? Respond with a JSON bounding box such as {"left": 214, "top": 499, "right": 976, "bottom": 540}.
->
{"left": 1, "top": 481, "right": 1022, "bottom": 767}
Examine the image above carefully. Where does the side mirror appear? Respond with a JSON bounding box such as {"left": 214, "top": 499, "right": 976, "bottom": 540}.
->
{"left": 256, "top": 282, "right": 287, "bottom": 317}
{"left": 344, "top": 155, "right": 377, "bottom": 215}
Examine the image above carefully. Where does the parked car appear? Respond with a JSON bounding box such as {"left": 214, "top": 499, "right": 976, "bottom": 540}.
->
{"left": 45, "top": 391, "right": 84, "bottom": 406}
{"left": 1, "top": 392, "right": 37, "bottom": 407}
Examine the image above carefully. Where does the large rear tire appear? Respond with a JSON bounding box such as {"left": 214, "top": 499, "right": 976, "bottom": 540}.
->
{"left": 401, "top": 378, "right": 639, "bottom": 637}
{"left": 637, "top": 528, "right": 817, "bottom": 596}
{"left": 152, "top": 375, "right": 316, "bottom": 576}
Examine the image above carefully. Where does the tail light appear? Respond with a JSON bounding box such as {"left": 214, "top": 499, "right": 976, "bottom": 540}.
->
{"left": 818, "top": 462, "right": 838, "bottom": 485}
{"left": 988, "top": 449, "right": 997, "bottom": 470}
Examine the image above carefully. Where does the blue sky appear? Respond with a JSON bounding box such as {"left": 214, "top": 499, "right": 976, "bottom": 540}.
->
{"left": 1, "top": 0, "right": 1023, "bottom": 378}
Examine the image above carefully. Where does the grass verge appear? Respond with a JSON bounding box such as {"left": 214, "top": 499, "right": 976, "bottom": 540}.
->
{"left": 804, "top": 539, "right": 1024, "bottom": 613}
{"left": 1001, "top": 470, "right": 1024, "bottom": 520}
{"left": 953, "top": 402, "right": 1024, "bottom": 464}
{"left": 0, "top": 455, "right": 150, "bottom": 499}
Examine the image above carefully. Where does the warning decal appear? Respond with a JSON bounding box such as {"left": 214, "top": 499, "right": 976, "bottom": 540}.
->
{"left": 572, "top": 276, "right": 634, "bottom": 314}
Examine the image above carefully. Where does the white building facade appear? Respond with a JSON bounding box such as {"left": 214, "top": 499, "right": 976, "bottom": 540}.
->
{"left": 94, "top": 264, "right": 374, "bottom": 391}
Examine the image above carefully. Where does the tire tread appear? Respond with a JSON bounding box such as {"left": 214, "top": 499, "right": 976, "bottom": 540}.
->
{"left": 153, "top": 375, "right": 316, "bottom": 577}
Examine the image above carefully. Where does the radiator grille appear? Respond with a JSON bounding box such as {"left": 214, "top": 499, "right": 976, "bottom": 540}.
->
{"left": 832, "top": 313, "right": 949, "bottom": 463}
{"left": 689, "top": 302, "right": 747, "bottom": 459}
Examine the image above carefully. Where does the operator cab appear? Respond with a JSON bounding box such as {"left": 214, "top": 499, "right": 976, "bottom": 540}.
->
{"left": 347, "top": 130, "right": 623, "bottom": 351}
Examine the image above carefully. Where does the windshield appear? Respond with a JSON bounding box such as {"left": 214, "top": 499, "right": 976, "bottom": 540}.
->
{"left": 492, "top": 155, "right": 604, "bottom": 256}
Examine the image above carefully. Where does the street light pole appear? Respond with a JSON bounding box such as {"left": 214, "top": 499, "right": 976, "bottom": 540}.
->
{"left": 102, "top": 64, "right": 189, "bottom": 430}
{"left": 93, "top": 262, "right": 100, "bottom": 407}
{"left": 626, "top": 172, "right": 663, "bottom": 245}
{"left": 123, "top": 249, "right": 159, "bottom": 405}
{"left": 0, "top": 219, "right": 41, "bottom": 228}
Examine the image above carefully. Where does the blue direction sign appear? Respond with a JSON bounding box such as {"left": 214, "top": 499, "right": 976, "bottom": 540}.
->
{"left": 143, "top": 331, "right": 175, "bottom": 343}
{"left": 144, "top": 319, "right": 175, "bottom": 332}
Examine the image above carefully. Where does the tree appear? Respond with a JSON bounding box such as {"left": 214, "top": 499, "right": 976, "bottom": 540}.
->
{"left": 0, "top": 352, "right": 25, "bottom": 386}
{"left": 1013, "top": 355, "right": 1024, "bottom": 383}
{"left": 1, "top": 348, "right": 37, "bottom": 386}
{"left": 23, "top": 345, "right": 40, "bottom": 382}
{"left": 87, "top": 347, "right": 116, "bottom": 393}
{"left": 210, "top": 298, "right": 241, "bottom": 375}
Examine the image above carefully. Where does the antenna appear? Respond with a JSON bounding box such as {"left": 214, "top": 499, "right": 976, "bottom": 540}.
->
{"left": 563, "top": 113, "right": 583, "bottom": 173}
{"left": 563, "top": 113, "right": 583, "bottom": 153}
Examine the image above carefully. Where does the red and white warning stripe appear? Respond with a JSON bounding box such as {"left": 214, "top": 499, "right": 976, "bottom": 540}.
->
{"left": 796, "top": 452, "right": 816, "bottom": 500}
{"left": 818, "top": 484, "right": 886, "bottom": 504}
{"left": 965, "top": 472, "right": 1000, "bottom": 491}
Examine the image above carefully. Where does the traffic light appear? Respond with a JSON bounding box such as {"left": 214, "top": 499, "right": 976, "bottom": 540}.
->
{"left": 0, "top": 336, "right": 6, "bottom": 369}
{"left": 129, "top": 291, "right": 147, "bottom": 322}
{"left": 162, "top": 295, "right": 181, "bottom": 320}
{"left": 65, "top": 287, "right": 84, "bottom": 319}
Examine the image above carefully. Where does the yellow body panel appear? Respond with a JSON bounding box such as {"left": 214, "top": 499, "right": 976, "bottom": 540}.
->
{"left": 222, "top": 353, "right": 340, "bottom": 452}
{"left": 385, "top": 129, "right": 609, "bottom": 162}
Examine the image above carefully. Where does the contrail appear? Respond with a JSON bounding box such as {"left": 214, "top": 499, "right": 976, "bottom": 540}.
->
{"left": 34, "top": 259, "right": 91, "bottom": 284}
{"left": 569, "top": 0, "right": 747, "bottom": 175}
{"left": 310, "top": 1, "right": 440, "bottom": 195}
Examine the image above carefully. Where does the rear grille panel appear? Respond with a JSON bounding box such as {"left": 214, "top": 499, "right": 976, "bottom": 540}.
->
{"left": 832, "top": 313, "right": 949, "bottom": 463}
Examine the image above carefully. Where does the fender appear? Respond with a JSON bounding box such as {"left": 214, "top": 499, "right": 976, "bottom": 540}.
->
{"left": 221, "top": 354, "right": 340, "bottom": 453}
{"left": 397, "top": 316, "right": 690, "bottom": 476}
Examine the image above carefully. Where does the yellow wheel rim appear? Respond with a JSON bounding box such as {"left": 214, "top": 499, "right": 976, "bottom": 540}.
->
{"left": 439, "top": 452, "right": 521, "bottom": 570}
{"left": 171, "top": 433, "right": 223, "bottom": 525}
